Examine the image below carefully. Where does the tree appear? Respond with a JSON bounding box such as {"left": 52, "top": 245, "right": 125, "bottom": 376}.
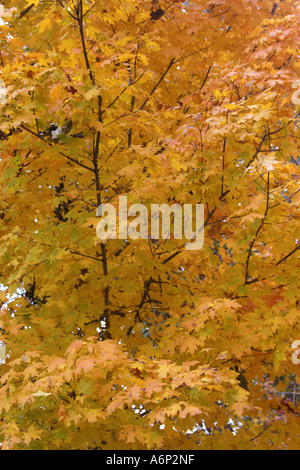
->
{"left": 0, "top": 0, "right": 299, "bottom": 450}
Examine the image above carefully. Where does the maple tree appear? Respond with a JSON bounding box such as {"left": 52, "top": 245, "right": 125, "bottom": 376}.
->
{"left": 0, "top": 0, "right": 300, "bottom": 450}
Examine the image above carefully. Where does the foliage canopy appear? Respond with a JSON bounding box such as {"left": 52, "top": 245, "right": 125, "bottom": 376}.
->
{"left": 0, "top": 0, "right": 300, "bottom": 450}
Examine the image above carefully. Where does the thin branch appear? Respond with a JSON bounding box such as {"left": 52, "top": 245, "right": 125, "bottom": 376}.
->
{"left": 209, "top": 6, "right": 231, "bottom": 18}
{"left": 199, "top": 65, "right": 212, "bottom": 92}
{"left": 250, "top": 424, "right": 272, "bottom": 442}
{"left": 59, "top": 152, "right": 94, "bottom": 173}
{"left": 244, "top": 172, "right": 270, "bottom": 285}
{"left": 139, "top": 58, "right": 176, "bottom": 111}
{"left": 276, "top": 244, "right": 300, "bottom": 266}
{"left": 162, "top": 205, "right": 217, "bottom": 265}
{"left": 127, "top": 277, "right": 153, "bottom": 336}
{"left": 19, "top": 4, "right": 34, "bottom": 19}
{"left": 173, "top": 46, "right": 209, "bottom": 65}
{"left": 246, "top": 117, "right": 299, "bottom": 168}
{"left": 19, "top": 124, "right": 94, "bottom": 172}
{"left": 104, "top": 71, "right": 145, "bottom": 111}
